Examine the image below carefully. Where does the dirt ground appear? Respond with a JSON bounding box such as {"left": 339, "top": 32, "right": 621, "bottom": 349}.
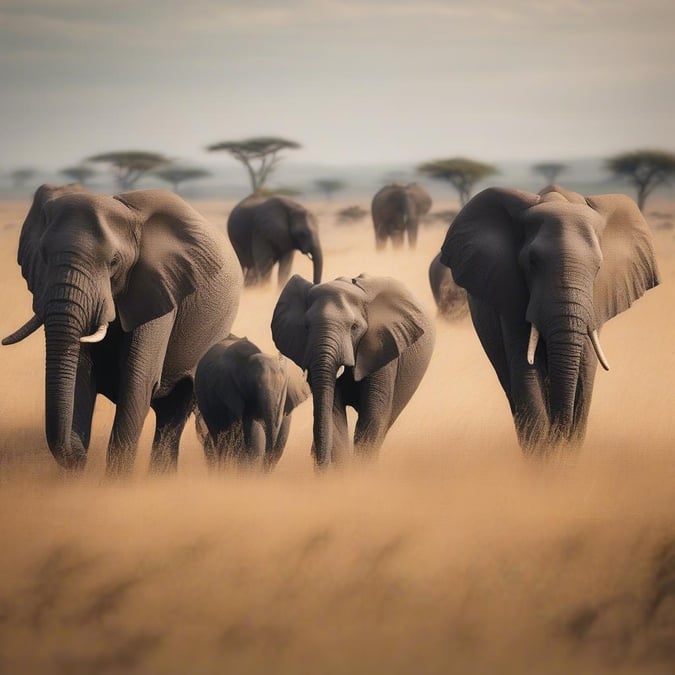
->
{"left": 0, "top": 192, "right": 674, "bottom": 674}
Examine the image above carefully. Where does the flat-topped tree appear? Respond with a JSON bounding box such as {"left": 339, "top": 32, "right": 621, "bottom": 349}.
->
{"left": 87, "top": 151, "right": 171, "bottom": 190}
{"left": 418, "top": 157, "right": 497, "bottom": 206}
{"left": 60, "top": 165, "right": 96, "bottom": 186}
{"left": 532, "top": 162, "right": 567, "bottom": 187}
{"left": 154, "top": 166, "right": 211, "bottom": 194}
{"left": 206, "top": 136, "right": 301, "bottom": 194}
{"left": 607, "top": 149, "right": 675, "bottom": 212}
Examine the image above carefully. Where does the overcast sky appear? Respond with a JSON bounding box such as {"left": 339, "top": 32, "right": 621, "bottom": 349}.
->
{"left": 1, "top": 0, "right": 673, "bottom": 172}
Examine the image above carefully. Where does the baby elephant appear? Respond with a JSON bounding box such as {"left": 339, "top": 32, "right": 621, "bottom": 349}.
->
{"left": 194, "top": 335, "right": 310, "bottom": 469}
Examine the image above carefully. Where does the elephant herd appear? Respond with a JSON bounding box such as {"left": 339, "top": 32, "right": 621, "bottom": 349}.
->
{"left": 2, "top": 180, "right": 659, "bottom": 476}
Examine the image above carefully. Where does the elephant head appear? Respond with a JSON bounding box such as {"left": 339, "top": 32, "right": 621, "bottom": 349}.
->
{"left": 3, "top": 184, "right": 225, "bottom": 468}
{"left": 255, "top": 196, "right": 323, "bottom": 284}
{"left": 440, "top": 185, "right": 659, "bottom": 449}
{"left": 271, "top": 273, "right": 428, "bottom": 464}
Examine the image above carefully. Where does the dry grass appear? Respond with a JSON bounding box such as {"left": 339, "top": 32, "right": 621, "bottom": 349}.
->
{"left": 0, "top": 195, "right": 674, "bottom": 674}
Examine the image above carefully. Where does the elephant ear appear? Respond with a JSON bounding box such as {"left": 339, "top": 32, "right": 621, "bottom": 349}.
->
{"left": 17, "top": 184, "right": 87, "bottom": 307}
{"left": 283, "top": 360, "right": 310, "bottom": 414}
{"left": 271, "top": 274, "right": 312, "bottom": 368}
{"left": 114, "top": 190, "right": 225, "bottom": 332}
{"left": 440, "top": 187, "right": 540, "bottom": 317}
{"left": 354, "top": 274, "right": 429, "bottom": 382}
{"left": 587, "top": 193, "right": 660, "bottom": 325}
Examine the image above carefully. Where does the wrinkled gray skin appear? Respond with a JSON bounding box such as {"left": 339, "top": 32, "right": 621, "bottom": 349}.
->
{"left": 441, "top": 185, "right": 659, "bottom": 455}
{"left": 2, "top": 184, "right": 243, "bottom": 475}
{"left": 194, "top": 335, "right": 309, "bottom": 469}
{"left": 272, "top": 273, "right": 435, "bottom": 467}
{"left": 428, "top": 252, "right": 469, "bottom": 321}
{"left": 371, "top": 182, "right": 432, "bottom": 250}
{"left": 227, "top": 195, "right": 323, "bottom": 288}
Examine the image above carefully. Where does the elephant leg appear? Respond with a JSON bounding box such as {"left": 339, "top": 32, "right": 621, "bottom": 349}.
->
{"left": 390, "top": 230, "right": 405, "bottom": 249}
{"left": 406, "top": 221, "right": 418, "bottom": 249}
{"left": 149, "top": 376, "right": 194, "bottom": 473}
{"left": 242, "top": 417, "right": 265, "bottom": 465}
{"left": 353, "top": 370, "right": 395, "bottom": 459}
{"left": 277, "top": 251, "right": 295, "bottom": 289}
{"left": 264, "top": 415, "right": 291, "bottom": 470}
{"left": 106, "top": 314, "right": 174, "bottom": 477}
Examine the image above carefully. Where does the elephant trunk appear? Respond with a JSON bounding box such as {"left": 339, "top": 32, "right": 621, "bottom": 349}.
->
{"left": 545, "top": 326, "right": 586, "bottom": 445}
{"left": 308, "top": 357, "right": 338, "bottom": 467}
{"left": 42, "top": 264, "right": 102, "bottom": 470}
{"left": 44, "top": 309, "right": 87, "bottom": 470}
{"left": 310, "top": 244, "right": 323, "bottom": 285}
{"left": 260, "top": 383, "right": 287, "bottom": 456}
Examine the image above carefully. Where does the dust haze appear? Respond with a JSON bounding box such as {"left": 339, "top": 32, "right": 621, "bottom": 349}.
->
{"left": 1, "top": 197, "right": 674, "bottom": 674}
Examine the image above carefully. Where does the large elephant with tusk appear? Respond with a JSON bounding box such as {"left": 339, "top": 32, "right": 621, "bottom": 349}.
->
{"left": 440, "top": 185, "right": 659, "bottom": 454}
{"left": 3, "top": 184, "right": 242, "bottom": 475}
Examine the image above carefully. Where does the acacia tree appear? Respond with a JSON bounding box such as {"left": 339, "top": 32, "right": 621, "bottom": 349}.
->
{"left": 532, "top": 161, "right": 567, "bottom": 186}
{"left": 314, "top": 178, "right": 346, "bottom": 200}
{"left": 606, "top": 149, "right": 675, "bottom": 211}
{"left": 153, "top": 166, "right": 211, "bottom": 194}
{"left": 418, "top": 157, "right": 497, "bottom": 206}
{"left": 87, "top": 151, "right": 171, "bottom": 190}
{"left": 60, "top": 165, "right": 96, "bottom": 185}
{"left": 206, "top": 136, "right": 301, "bottom": 194}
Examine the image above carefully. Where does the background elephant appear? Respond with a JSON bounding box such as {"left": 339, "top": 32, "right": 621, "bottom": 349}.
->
{"left": 440, "top": 185, "right": 659, "bottom": 454}
{"left": 371, "top": 182, "right": 432, "bottom": 250}
{"left": 227, "top": 194, "right": 323, "bottom": 288}
{"left": 428, "top": 252, "right": 469, "bottom": 321}
{"left": 194, "top": 335, "right": 309, "bottom": 469}
{"left": 2, "top": 184, "right": 243, "bottom": 475}
{"left": 271, "top": 273, "right": 435, "bottom": 466}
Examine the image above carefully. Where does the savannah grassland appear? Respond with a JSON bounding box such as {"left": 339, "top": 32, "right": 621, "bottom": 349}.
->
{"left": 0, "top": 194, "right": 674, "bottom": 675}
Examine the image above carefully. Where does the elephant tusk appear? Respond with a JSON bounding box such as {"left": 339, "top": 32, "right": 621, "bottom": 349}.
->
{"left": 302, "top": 369, "right": 308, "bottom": 381}
{"left": 336, "top": 365, "right": 345, "bottom": 379}
{"left": 589, "top": 329, "right": 610, "bottom": 371}
{"left": 306, "top": 252, "right": 313, "bottom": 261}
{"left": 80, "top": 324, "right": 108, "bottom": 343}
{"left": 527, "top": 324, "right": 539, "bottom": 365}
{"left": 2, "top": 314, "right": 43, "bottom": 345}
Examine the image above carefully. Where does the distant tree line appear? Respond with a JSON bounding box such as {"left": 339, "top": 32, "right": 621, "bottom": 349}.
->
{"left": 6, "top": 141, "right": 675, "bottom": 213}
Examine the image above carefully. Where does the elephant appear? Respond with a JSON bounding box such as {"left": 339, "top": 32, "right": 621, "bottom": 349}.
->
{"left": 194, "top": 335, "right": 310, "bottom": 469}
{"left": 440, "top": 185, "right": 659, "bottom": 454}
{"left": 371, "top": 182, "right": 432, "bottom": 250}
{"left": 428, "top": 252, "right": 469, "bottom": 321}
{"left": 227, "top": 194, "right": 323, "bottom": 288}
{"left": 271, "top": 273, "right": 435, "bottom": 466}
{"left": 2, "top": 184, "right": 243, "bottom": 475}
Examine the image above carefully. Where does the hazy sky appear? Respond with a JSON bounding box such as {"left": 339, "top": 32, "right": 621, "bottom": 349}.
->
{"left": 1, "top": 0, "right": 674, "bottom": 171}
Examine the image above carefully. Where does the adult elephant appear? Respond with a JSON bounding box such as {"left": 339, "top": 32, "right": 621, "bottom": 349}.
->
{"left": 371, "top": 182, "right": 432, "bottom": 250}
{"left": 272, "top": 274, "right": 435, "bottom": 467}
{"left": 227, "top": 195, "right": 323, "bottom": 288}
{"left": 194, "top": 335, "right": 309, "bottom": 469}
{"left": 428, "top": 252, "right": 469, "bottom": 321}
{"left": 440, "top": 185, "right": 659, "bottom": 454}
{"left": 2, "top": 184, "right": 243, "bottom": 475}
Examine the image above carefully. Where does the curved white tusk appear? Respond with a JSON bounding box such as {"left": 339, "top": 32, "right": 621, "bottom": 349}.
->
{"left": 336, "top": 365, "right": 345, "bottom": 379}
{"left": 527, "top": 324, "right": 539, "bottom": 365}
{"left": 2, "top": 314, "right": 43, "bottom": 345}
{"left": 589, "top": 329, "right": 610, "bottom": 371}
{"left": 80, "top": 324, "right": 108, "bottom": 343}
{"left": 306, "top": 252, "right": 314, "bottom": 261}
{"left": 302, "top": 369, "right": 308, "bottom": 381}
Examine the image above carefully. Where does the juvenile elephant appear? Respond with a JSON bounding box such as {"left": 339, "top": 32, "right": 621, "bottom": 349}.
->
{"left": 428, "top": 252, "right": 469, "bottom": 321}
{"left": 371, "top": 182, "right": 432, "bottom": 250}
{"left": 2, "top": 184, "right": 243, "bottom": 475}
{"left": 194, "top": 335, "right": 309, "bottom": 469}
{"left": 272, "top": 273, "right": 435, "bottom": 466}
{"left": 227, "top": 195, "right": 323, "bottom": 288}
{"left": 440, "top": 185, "right": 659, "bottom": 454}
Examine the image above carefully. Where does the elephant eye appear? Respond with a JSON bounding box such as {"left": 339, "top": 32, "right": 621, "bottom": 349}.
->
{"left": 110, "top": 254, "right": 120, "bottom": 269}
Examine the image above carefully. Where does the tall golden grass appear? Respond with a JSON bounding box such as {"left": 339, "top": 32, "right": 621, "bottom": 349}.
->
{"left": 0, "top": 195, "right": 673, "bottom": 674}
